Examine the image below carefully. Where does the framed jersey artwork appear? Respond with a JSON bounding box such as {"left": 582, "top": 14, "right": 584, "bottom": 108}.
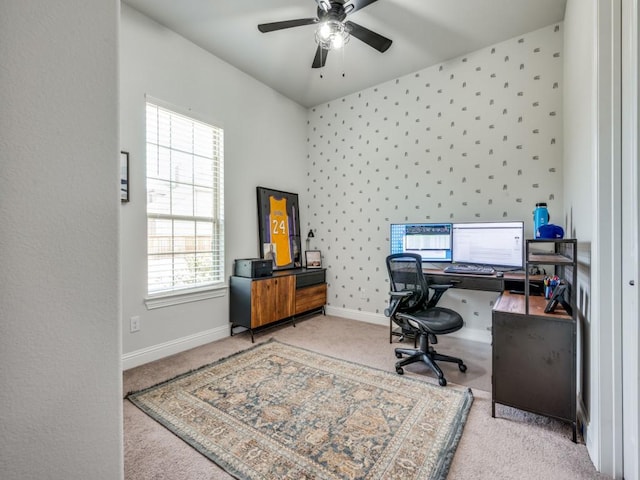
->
{"left": 257, "top": 186, "right": 302, "bottom": 270}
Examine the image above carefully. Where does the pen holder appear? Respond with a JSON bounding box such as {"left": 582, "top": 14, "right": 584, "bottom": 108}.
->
{"left": 544, "top": 277, "right": 559, "bottom": 299}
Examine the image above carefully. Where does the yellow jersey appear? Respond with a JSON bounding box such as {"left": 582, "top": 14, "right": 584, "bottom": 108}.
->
{"left": 268, "top": 196, "right": 292, "bottom": 267}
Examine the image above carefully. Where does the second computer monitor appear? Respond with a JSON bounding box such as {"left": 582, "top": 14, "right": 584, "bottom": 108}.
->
{"left": 452, "top": 221, "right": 524, "bottom": 269}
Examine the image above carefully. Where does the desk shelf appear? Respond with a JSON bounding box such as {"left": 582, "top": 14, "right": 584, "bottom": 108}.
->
{"left": 525, "top": 239, "right": 577, "bottom": 315}
{"left": 527, "top": 253, "right": 574, "bottom": 264}
{"left": 493, "top": 290, "right": 572, "bottom": 319}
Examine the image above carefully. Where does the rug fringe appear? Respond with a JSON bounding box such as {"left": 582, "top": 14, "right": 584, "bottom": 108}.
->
{"left": 431, "top": 387, "right": 474, "bottom": 480}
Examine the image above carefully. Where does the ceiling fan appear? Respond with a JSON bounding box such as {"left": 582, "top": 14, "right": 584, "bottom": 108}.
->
{"left": 257, "top": 0, "right": 392, "bottom": 69}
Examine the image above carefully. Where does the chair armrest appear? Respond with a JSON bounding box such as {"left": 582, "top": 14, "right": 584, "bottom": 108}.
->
{"left": 427, "top": 284, "right": 453, "bottom": 308}
{"left": 385, "top": 290, "right": 414, "bottom": 317}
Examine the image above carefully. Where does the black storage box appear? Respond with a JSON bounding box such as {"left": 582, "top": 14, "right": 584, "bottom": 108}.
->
{"left": 234, "top": 258, "right": 273, "bottom": 278}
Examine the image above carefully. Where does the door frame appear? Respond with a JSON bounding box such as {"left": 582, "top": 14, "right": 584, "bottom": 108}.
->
{"left": 621, "top": 0, "right": 640, "bottom": 478}
{"left": 592, "top": 0, "right": 623, "bottom": 475}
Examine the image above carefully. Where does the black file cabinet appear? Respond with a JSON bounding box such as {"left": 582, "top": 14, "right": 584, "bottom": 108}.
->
{"left": 492, "top": 239, "right": 578, "bottom": 442}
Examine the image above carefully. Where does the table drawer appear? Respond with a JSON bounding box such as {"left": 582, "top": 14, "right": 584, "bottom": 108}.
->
{"left": 295, "top": 284, "right": 327, "bottom": 314}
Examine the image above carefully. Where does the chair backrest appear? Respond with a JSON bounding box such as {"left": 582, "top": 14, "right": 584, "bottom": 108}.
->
{"left": 386, "top": 253, "right": 429, "bottom": 312}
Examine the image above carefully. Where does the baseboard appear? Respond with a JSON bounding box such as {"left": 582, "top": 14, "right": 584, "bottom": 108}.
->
{"left": 447, "top": 327, "right": 491, "bottom": 344}
{"left": 123, "top": 307, "right": 490, "bottom": 370}
{"left": 325, "top": 306, "right": 491, "bottom": 344}
{"left": 122, "top": 325, "right": 229, "bottom": 370}
{"left": 324, "top": 305, "right": 388, "bottom": 326}
{"left": 577, "top": 394, "right": 589, "bottom": 445}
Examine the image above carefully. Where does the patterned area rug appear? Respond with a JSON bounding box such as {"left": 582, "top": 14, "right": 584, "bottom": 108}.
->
{"left": 127, "top": 340, "right": 473, "bottom": 480}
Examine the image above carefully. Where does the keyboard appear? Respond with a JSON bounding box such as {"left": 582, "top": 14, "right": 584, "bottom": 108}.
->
{"left": 443, "top": 264, "right": 496, "bottom": 275}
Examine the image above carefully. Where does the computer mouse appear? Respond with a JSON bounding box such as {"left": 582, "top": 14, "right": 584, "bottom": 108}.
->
{"left": 496, "top": 271, "right": 504, "bottom": 278}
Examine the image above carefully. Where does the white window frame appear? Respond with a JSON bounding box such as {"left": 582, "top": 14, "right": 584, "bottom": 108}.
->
{"left": 144, "top": 100, "right": 225, "bottom": 309}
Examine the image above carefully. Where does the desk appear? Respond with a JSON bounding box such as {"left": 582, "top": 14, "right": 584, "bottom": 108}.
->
{"left": 423, "top": 269, "right": 544, "bottom": 293}
{"left": 422, "top": 267, "right": 576, "bottom": 442}
{"left": 390, "top": 269, "right": 541, "bottom": 342}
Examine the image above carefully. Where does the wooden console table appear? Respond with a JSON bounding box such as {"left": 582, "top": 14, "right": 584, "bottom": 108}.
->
{"left": 229, "top": 268, "right": 327, "bottom": 342}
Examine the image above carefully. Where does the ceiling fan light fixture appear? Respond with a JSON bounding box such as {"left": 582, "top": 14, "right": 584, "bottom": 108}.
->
{"left": 315, "top": 20, "right": 350, "bottom": 51}
{"left": 331, "top": 32, "right": 345, "bottom": 49}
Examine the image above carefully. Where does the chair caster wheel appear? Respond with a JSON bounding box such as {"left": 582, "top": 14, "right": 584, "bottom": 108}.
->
{"left": 396, "top": 367, "right": 404, "bottom": 375}
{"left": 459, "top": 363, "right": 467, "bottom": 373}
{"left": 395, "top": 352, "right": 403, "bottom": 359}
{"left": 438, "top": 377, "right": 447, "bottom": 387}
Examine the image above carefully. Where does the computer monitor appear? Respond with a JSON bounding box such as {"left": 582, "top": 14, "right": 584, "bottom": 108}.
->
{"left": 390, "top": 223, "right": 453, "bottom": 263}
{"left": 451, "top": 221, "right": 524, "bottom": 269}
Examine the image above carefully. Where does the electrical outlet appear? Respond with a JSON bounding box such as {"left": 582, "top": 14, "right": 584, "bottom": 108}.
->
{"left": 130, "top": 316, "right": 140, "bottom": 333}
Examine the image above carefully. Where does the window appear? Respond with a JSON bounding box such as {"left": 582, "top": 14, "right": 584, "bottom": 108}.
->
{"left": 146, "top": 102, "right": 224, "bottom": 296}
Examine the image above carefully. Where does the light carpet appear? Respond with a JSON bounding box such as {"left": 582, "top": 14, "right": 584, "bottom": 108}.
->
{"left": 127, "top": 339, "right": 473, "bottom": 480}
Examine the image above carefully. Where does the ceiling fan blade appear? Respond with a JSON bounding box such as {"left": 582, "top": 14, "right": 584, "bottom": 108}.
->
{"left": 315, "top": 0, "right": 331, "bottom": 12}
{"left": 258, "top": 18, "right": 318, "bottom": 33}
{"left": 345, "top": 0, "right": 379, "bottom": 15}
{"left": 312, "top": 45, "right": 329, "bottom": 68}
{"left": 345, "top": 21, "right": 392, "bottom": 53}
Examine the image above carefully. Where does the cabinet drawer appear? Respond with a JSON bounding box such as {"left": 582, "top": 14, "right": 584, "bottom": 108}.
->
{"left": 425, "top": 273, "right": 504, "bottom": 292}
{"left": 296, "top": 270, "right": 326, "bottom": 288}
{"left": 295, "top": 284, "right": 327, "bottom": 314}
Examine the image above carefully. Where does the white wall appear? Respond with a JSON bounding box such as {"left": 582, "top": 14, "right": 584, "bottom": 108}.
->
{"left": 563, "top": 0, "right": 597, "bottom": 459}
{"left": 120, "top": 5, "right": 308, "bottom": 365}
{"left": 0, "top": 1, "right": 122, "bottom": 479}
{"left": 564, "top": 0, "right": 622, "bottom": 475}
{"left": 307, "top": 24, "right": 564, "bottom": 342}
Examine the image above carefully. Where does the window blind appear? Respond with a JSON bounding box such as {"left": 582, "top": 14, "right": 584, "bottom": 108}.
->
{"left": 146, "top": 102, "right": 224, "bottom": 295}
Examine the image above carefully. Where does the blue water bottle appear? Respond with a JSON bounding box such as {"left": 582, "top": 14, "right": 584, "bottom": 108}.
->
{"left": 533, "top": 202, "right": 549, "bottom": 238}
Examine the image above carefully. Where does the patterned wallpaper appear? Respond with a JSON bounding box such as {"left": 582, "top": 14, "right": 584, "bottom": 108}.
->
{"left": 305, "top": 23, "right": 563, "bottom": 339}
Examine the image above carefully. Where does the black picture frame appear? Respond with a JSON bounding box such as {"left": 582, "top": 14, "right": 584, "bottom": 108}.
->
{"left": 256, "top": 186, "right": 302, "bottom": 270}
{"left": 305, "top": 250, "right": 322, "bottom": 268}
{"left": 120, "top": 151, "right": 129, "bottom": 203}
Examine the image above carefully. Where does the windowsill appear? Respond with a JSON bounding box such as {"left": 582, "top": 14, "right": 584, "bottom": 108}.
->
{"left": 144, "top": 284, "right": 227, "bottom": 310}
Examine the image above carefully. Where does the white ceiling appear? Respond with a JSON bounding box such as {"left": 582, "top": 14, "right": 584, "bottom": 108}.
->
{"left": 122, "top": 0, "right": 567, "bottom": 108}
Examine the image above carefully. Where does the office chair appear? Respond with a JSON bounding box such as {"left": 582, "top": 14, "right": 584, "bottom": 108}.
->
{"left": 385, "top": 253, "right": 467, "bottom": 386}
